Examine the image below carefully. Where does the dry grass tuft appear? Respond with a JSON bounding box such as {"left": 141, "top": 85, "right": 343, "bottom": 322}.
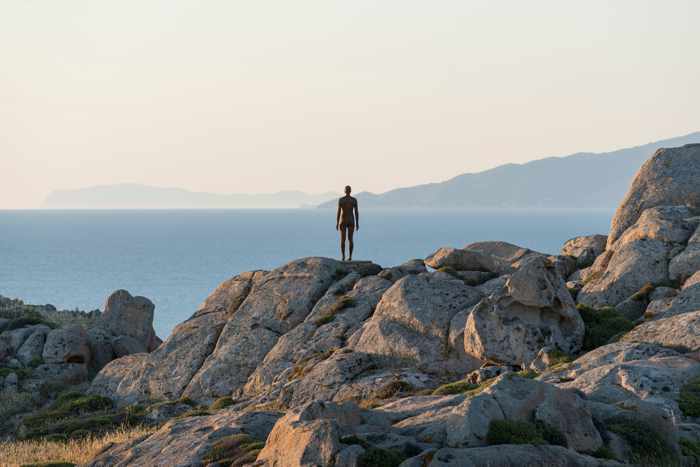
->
{"left": 0, "top": 424, "right": 155, "bottom": 466}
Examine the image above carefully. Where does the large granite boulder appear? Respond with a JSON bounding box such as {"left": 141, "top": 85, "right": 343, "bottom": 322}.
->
{"left": 561, "top": 234, "right": 608, "bottom": 269}
{"left": 182, "top": 258, "right": 346, "bottom": 400}
{"left": 425, "top": 241, "right": 541, "bottom": 275}
{"left": 608, "top": 143, "right": 700, "bottom": 247}
{"left": 464, "top": 255, "right": 584, "bottom": 365}
{"left": 349, "top": 273, "right": 483, "bottom": 373}
{"left": 578, "top": 206, "right": 696, "bottom": 307}
{"left": 15, "top": 325, "right": 50, "bottom": 365}
{"left": 256, "top": 401, "right": 372, "bottom": 467}
{"left": 42, "top": 325, "right": 90, "bottom": 365}
{"left": 90, "top": 272, "right": 262, "bottom": 404}
{"left": 242, "top": 274, "right": 392, "bottom": 402}
{"left": 102, "top": 290, "right": 159, "bottom": 351}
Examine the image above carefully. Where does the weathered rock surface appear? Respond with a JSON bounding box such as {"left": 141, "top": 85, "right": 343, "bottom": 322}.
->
{"left": 425, "top": 241, "right": 542, "bottom": 275}
{"left": 183, "top": 258, "right": 345, "bottom": 400}
{"left": 350, "top": 273, "right": 483, "bottom": 373}
{"left": 464, "top": 255, "right": 584, "bottom": 365}
{"left": 86, "top": 409, "right": 281, "bottom": 467}
{"left": 578, "top": 206, "right": 696, "bottom": 307}
{"left": 561, "top": 234, "right": 608, "bottom": 268}
{"left": 242, "top": 274, "right": 392, "bottom": 402}
{"left": 394, "top": 374, "right": 601, "bottom": 452}
{"left": 102, "top": 290, "right": 159, "bottom": 351}
{"left": 608, "top": 143, "right": 700, "bottom": 246}
{"left": 543, "top": 342, "right": 700, "bottom": 415}
{"left": 90, "top": 272, "right": 261, "bottom": 403}
{"left": 670, "top": 224, "right": 700, "bottom": 283}
{"left": 42, "top": 325, "right": 90, "bottom": 365}
{"left": 15, "top": 325, "right": 50, "bottom": 365}
{"left": 644, "top": 279, "right": 700, "bottom": 320}
{"left": 623, "top": 310, "right": 700, "bottom": 352}
{"left": 402, "top": 445, "right": 618, "bottom": 467}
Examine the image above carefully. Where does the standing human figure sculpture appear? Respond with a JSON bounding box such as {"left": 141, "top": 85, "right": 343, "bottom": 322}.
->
{"left": 336, "top": 185, "right": 359, "bottom": 261}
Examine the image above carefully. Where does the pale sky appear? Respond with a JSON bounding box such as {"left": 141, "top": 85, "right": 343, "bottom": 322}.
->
{"left": 1, "top": 1, "right": 699, "bottom": 208}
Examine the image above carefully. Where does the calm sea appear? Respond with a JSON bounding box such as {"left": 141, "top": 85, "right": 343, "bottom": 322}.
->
{"left": 0, "top": 209, "right": 612, "bottom": 337}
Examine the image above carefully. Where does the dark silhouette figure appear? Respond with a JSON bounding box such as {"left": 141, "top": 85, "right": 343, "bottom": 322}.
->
{"left": 336, "top": 185, "right": 359, "bottom": 261}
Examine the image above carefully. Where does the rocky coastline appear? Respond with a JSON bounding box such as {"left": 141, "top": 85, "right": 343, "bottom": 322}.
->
{"left": 2, "top": 143, "right": 700, "bottom": 466}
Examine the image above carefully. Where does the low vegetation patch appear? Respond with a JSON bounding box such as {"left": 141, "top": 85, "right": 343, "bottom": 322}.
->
{"left": 202, "top": 433, "right": 264, "bottom": 466}
{"left": 606, "top": 417, "right": 678, "bottom": 466}
{"left": 591, "top": 446, "right": 616, "bottom": 460}
{"left": 516, "top": 369, "right": 538, "bottom": 379}
{"left": 0, "top": 424, "right": 154, "bottom": 466}
{"left": 20, "top": 392, "right": 144, "bottom": 441}
{"left": 577, "top": 304, "right": 635, "bottom": 351}
{"left": 210, "top": 396, "right": 235, "bottom": 410}
{"left": 432, "top": 379, "right": 478, "bottom": 396}
{"left": 357, "top": 447, "right": 407, "bottom": 467}
{"left": 0, "top": 309, "right": 57, "bottom": 332}
{"left": 630, "top": 282, "right": 655, "bottom": 302}
{"left": 0, "top": 390, "right": 34, "bottom": 420}
{"left": 486, "top": 419, "right": 566, "bottom": 447}
{"left": 680, "top": 438, "right": 700, "bottom": 463}
{"left": 679, "top": 376, "right": 700, "bottom": 417}
{"left": 314, "top": 295, "right": 356, "bottom": 326}
{"left": 546, "top": 349, "right": 573, "bottom": 367}
{"left": 0, "top": 367, "right": 34, "bottom": 379}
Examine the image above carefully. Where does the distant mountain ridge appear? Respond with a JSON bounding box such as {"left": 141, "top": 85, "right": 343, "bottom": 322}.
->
{"left": 43, "top": 184, "right": 336, "bottom": 209}
{"left": 318, "top": 131, "right": 700, "bottom": 209}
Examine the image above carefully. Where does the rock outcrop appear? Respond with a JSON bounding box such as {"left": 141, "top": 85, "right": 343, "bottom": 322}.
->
{"left": 608, "top": 143, "right": 700, "bottom": 246}
{"left": 19, "top": 141, "right": 700, "bottom": 466}
{"left": 464, "top": 255, "right": 584, "bottom": 365}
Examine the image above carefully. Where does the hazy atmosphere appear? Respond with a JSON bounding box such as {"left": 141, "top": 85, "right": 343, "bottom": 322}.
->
{"left": 2, "top": 1, "right": 700, "bottom": 208}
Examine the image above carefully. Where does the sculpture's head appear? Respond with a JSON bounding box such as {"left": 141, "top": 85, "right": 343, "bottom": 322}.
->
{"left": 345, "top": 185, "right": 352, "bottom": 195}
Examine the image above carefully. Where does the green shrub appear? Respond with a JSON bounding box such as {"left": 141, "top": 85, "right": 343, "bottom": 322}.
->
{"left": 0, "top": 367, "right": 33, "bottom": 379}
{"left": 3, "top": 312, "right": 56, "bottom": 331}
{"left": 178, "top": 396, "right": 196, "bottom": 407}
{"left": 210, "top": 396, "right": 235, "bottom": 410}
{"left": 357, "top": 447, "right": 406, "bottom": 467}
{"left": 536, "top": 421, "right": 567, "bottom": 447}
{"left": 546, "top": 349, "right": 574, "bottom": 370}
{"left": 23, "top": 413, "right": 121, "bottom": 439}
{"left": 202, "top": 433, "right": 264, "bottom": 465}
{"left": 680, "top": 376, "right": 700, "bottom": 417}
{"left": 577, "top": 304, "right": 635, "bottom": 350}
{"left": 0, "top": 390, "right": 34, "bottom": 419}
{"left": 340, "top": 435, "right": 370, "bottom": 448}
{"left": 28, "top": 357, "right": 45, "bottom": 368}
{"left": 680, "top": 438, "right": 700, "bottom": 462}
{"left": 432, "top": 380, "right": 478, "bottom": 396}
{"left": 591, "top": 446, "right": 616, "bottom": 460}
{"left": 606, "top": 417, "right": 678, "bottom": 466}
{"left": 486, "top": 420, "right": 545, "bottom": 445}
{"left": 516, "top": 369, "right": 538, "bottom": 379}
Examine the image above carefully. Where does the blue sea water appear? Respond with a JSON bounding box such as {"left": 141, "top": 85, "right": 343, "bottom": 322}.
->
{"left": 0, "top": 209, "right": 613, "bottom": 337}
